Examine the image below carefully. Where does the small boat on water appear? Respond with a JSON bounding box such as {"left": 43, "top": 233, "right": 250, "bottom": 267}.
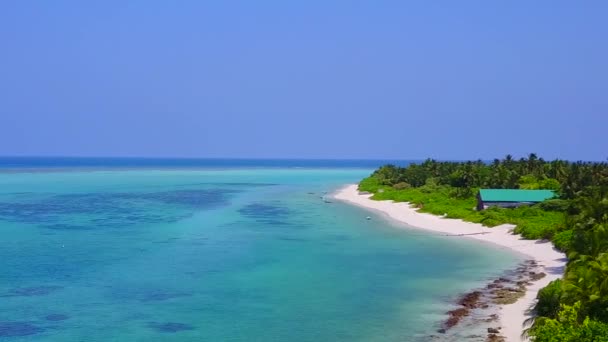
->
{"left": 366, "top": 216, "right": 371, "bottom": 220}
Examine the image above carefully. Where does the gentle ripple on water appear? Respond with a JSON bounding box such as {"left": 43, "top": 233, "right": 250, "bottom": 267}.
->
{"left": 0, "top": 169, "right": 522, "bottom": 341}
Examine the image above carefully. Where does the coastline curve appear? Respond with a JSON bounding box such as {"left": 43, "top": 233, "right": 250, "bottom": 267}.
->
{"left": 333, "top": 184, "right": 566, "bottom": 342}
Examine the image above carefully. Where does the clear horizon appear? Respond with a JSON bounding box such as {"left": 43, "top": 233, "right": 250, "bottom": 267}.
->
{"left": 1, "top": 155, "right": 605, "bottom": 162}
{"left": 1, "top": 2, "right": 607, "bottom": 161}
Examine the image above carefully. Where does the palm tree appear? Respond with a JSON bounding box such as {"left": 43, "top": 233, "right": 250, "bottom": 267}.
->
{"left": 564, "top": 254, "right": 608, "bottom": 320}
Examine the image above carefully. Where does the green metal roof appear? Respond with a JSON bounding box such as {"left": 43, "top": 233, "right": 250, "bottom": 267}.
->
{"left": 479, "top": 189, "right": 556, "bottom": 203}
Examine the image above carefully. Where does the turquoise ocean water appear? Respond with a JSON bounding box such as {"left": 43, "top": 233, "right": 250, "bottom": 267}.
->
{"left": 0, "top": 159, "right": 521, "bottom": 341}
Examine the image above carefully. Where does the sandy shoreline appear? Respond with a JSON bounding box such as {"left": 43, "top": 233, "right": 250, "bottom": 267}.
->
{"left": 333, "top": 184, "right": 567, "bottom": 342}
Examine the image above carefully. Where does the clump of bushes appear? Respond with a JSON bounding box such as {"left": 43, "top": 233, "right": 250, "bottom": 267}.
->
{"left": 393, "top": 182, "right": 411, "bottom": 190}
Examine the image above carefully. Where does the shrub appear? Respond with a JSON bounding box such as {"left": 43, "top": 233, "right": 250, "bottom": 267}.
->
{"left": 530, "top": 302, "right": 608, "bottom": 342}
{"left": 539, "top": 199, "right": 570, "bottom": 212}
{"left": 393, "top": 182, "right": 411, "bottom": 190}
{"left": 553, "top": 230, "right": 573, "bottom": 252}
{"left": 358, "top": 176, "right": 382, "bottom": 192}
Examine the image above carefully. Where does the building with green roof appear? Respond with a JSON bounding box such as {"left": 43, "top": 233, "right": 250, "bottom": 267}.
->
{"left": 476, "top": 189, "right": 556, "bottom": 210}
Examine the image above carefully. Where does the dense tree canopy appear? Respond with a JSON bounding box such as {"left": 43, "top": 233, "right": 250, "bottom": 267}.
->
{"left": 371, "top": 154, "right": 608, "bottom": 198}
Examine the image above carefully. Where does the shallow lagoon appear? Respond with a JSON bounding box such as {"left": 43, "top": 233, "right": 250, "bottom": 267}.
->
{"left": 0, "top": 168, "right": 521, "bottom": 341}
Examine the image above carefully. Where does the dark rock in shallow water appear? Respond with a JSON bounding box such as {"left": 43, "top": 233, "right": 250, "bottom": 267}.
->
{"left": 529, "top": 271, "right": 546, "bottom": 281}
{"left": 487, "top": 333, "right": 506, "bottom": 342}
{"left": 45, "top": 314, "right": 68, "bottom": 321}
{"left": 6, "top": 286, "right": 63, "bottom": 297}
{"left": 147, "top": 322, "right": 194, "bottom": 333}
{"left": 0, "top": 322, "right": 44, "bottom": 337}
{"left": 457, "top": 291, "right": 482, "bottom": 309}
{"left": 445, "top": 308, "right": 469, "bottom": 329}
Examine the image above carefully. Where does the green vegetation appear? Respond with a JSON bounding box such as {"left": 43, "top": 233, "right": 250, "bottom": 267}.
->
{"left": 359, "top": 154, "right": 608, "bottom": 341}
{"left": 359, "top": 173, "right": 565, "bottom": 241}
{"left": 529, "top": 303, "right": 608, "bottom": 342}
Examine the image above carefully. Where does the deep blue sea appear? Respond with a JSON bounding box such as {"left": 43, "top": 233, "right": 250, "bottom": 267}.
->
{"left": 0, "top": 158, "right": 521, "bottom": 341}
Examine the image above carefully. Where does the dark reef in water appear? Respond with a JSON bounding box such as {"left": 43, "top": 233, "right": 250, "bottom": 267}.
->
{"left": 0, "top": 188, "right": 241, "bottom": 230}
{"left": 45, "top": 314, "right": 69, "bottom": 321}
{"left": 0, "top": 322, "right": 44, "bottom": 337}
{"left": 147, "top": 322, "right": 195, "bottom": 333}
{"left": 106, "top": 287, "right": 193, "bottom": 303}
{"left": 3, "top": 285, "right": 63, "bottom": 297}
{"left": 44, "top": 223, "right": 95, "bottom": 230}
{"left": 140, "top": 292, "right": 192, "bottom": 302}
{"left": 238, "top": 202, "right": 292, "bottom": 225}
{"left": 435, "top": 259, "right": 543, "bottom": 342}
{"left": 443, "top": 291, "right": 483, "bottom": 330}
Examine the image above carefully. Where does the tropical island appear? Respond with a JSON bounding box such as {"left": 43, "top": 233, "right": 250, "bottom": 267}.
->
{"left": 338, "top": 154, "right": 608, "bottom": 341}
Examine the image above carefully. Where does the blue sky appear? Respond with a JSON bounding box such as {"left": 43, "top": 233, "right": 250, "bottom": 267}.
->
{"left": 0, "top": 1, "right": 606, "bottom": 160}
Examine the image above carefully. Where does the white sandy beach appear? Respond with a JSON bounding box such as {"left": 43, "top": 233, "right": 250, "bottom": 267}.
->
{"left": 334, "top": 184, "right": 567, "bottom": 342}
